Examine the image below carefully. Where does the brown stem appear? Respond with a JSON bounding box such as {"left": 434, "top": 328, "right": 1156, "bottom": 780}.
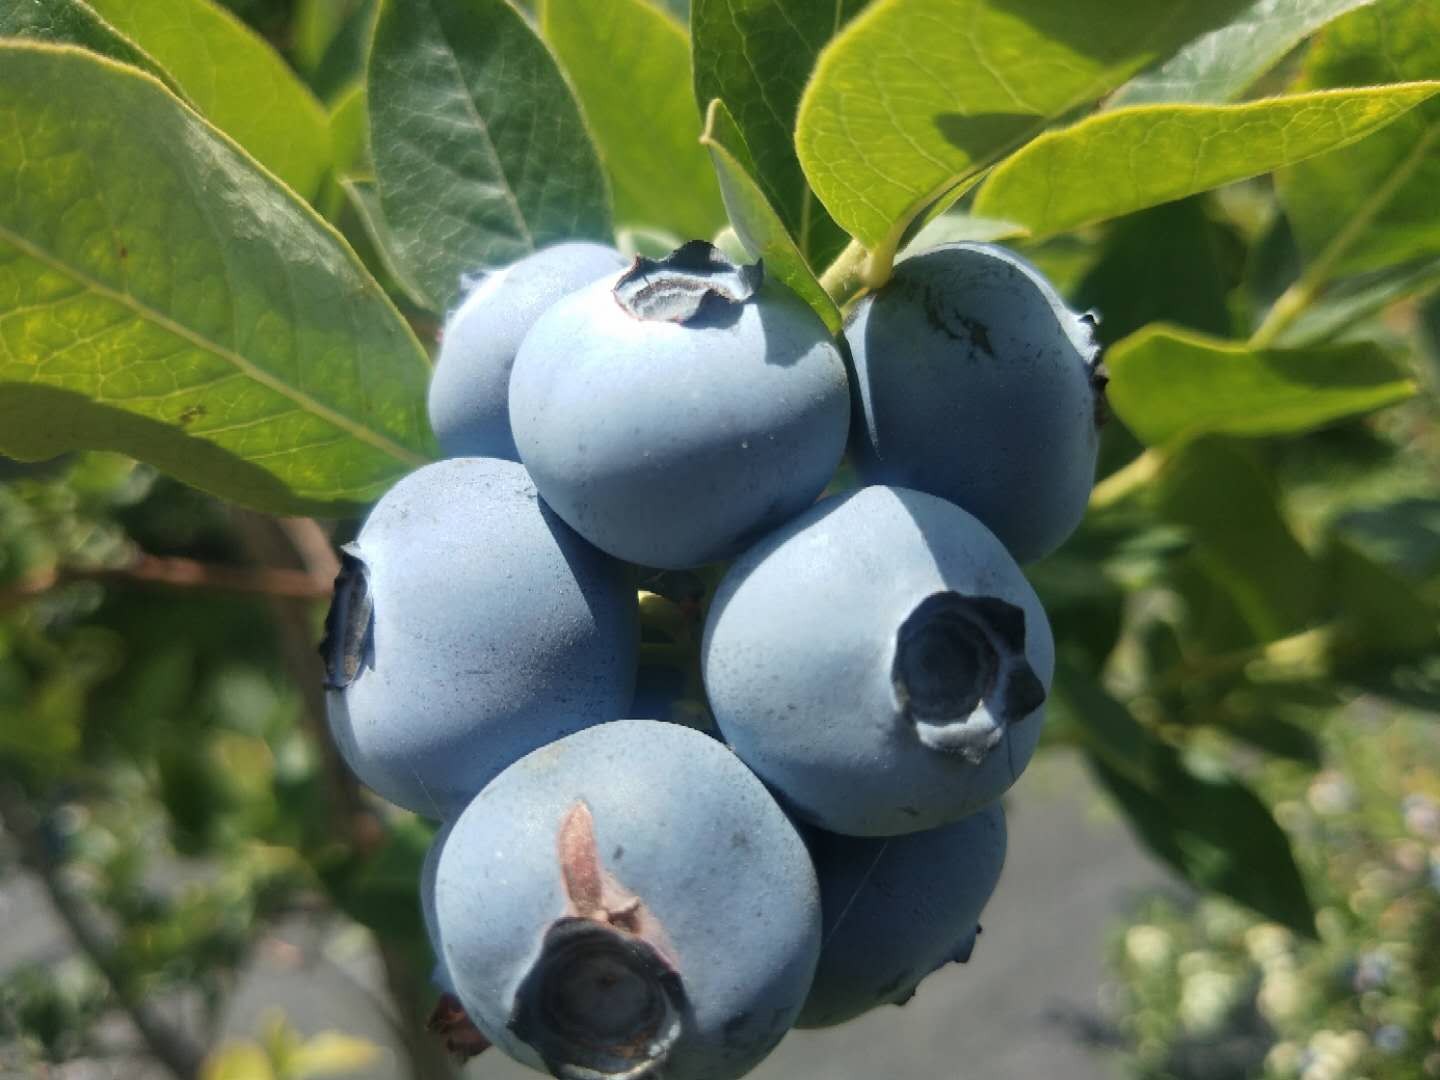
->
{"left": 0, "top": 782, "right": 205, "bottom": 1080}
{"left": 0, "top": 552, "right": 332, "bottom": 614}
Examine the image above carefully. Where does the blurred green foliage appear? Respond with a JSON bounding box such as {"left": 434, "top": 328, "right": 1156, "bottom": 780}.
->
{"left": 0, "top": 456, "right": 433, "bottom": 1073}
{"left": 1109, "top": 708, "right": 1440, "bottom": 1079}
{"left": 0, "top": 0, "right": 1436, "bottom": 1077}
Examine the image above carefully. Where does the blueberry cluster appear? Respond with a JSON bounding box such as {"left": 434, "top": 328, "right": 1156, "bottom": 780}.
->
{"left": 322, "top": 239, "right": 1104, "bottom": 1080}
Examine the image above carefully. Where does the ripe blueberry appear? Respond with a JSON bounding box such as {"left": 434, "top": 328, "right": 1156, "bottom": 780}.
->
{"left": 322, "top": 457, "right": 637, "bottom": 818}
{"left": 702, "top": 485, "right": 1054, "bottom": 836}
{"left": 435, "top": 719, "right": 822, "bottom": 1080}
{"left": 846, "top": 242, "right": 1105, "bottom": 563}
{"left": 797, "top": 803, "right": 1006, "bottom": 1027}
{"left": 509, "top": 241, "right": 850, "bottom": 569}
{"left": 428, "top": 242, "right": 627, "bottom": 460}
{"left": 420, "top": 819, "right": 455, "bottom": 996}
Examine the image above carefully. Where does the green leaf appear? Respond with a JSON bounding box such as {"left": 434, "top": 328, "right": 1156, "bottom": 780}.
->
{"left": 367, "top": 0, "right": 612, "bottom": 312}
{"left": 0, "top": 43, "right": 433, "bottom": 515}
{"left": 1171, "top": 552, "right": 1270, "bottom": 654}
{"left": 328, "top": 81, "right": 369, "bottom": 179}
{"left": 1275, "top": 256, "right": 1440, "bottom": 346}
{"left": 1090, "top": 747, "right": 1316, "bottom": 936}
{"left": 1159, "top": 439, "right": 1322, "bottom": 640}
{"left": 1074, "top": 198, "right": 1239, "bottom": 346}
{"left": 542, "top": 0, "right": 723, "bottom": 242}
{"left": 691, "top": 0, "right": 864, "bottom": 266}
{"left": 87, "top": 0, "right": 332, "bottom": 200}
{"left": 1026, "top": 522, "right": 1127, "bottom": 674}
{"left": 339, "top": 177, "right": 432, "bottom": 310}
{"left": 294, "top": 0, "right": 353, "bottom": 75}
{"left": 794, "top": 0, "right": 1254, "bottom": 253}
{"left": 1050, "top": 660, "right": 1155, "bottom": 788}
{"left": 1276, "top": 0, "right": 1440, "bottom": 277}
{"left": 1333, "top": 495, "right": 1440, "bottom": 584}
{"left": 295, "top": 0, "right": 381, "bottom": 100}
{"left": 0, "top": 0, "right": 182, "bottom": 94}
{"left": 1323, "top": 538, "right": 1437, "bottom": 659}
{"left": 1111, "top": 0, "right": 1376, "bottom": 106}
{"left": 1211, "top": 700, "right": 1324, "bottom": 765}
{"left": 900, "top": 211, "right": 1026, "bottom": 254}
{"left": 1106, "top": 325, "right": 1415, "bottom": 447}
{"left": 700, "top": 100, "right": 841, "bottom": 334}
{"left": 973, "top": 83, "right": 1439, "bottom": 239}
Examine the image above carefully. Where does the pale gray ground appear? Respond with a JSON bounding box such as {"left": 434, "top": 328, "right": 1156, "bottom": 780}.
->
{"left": 0, "top": 749, "right": 1174, "bottom": 1080}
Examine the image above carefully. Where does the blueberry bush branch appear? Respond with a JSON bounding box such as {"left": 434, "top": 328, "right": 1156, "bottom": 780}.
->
{"left": 0, "top": 781, "right": 207, "bottom": 1080}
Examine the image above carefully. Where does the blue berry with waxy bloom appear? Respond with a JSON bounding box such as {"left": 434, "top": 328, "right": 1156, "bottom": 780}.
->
{"left": 509, "top": 241, "right": 850, "bottom": 569}
{"left": 846, "top": 242, "right": 1105, "bottom": 563}
{"left": 322, "top": 457, "right": 637, "bottom": 819}
{"left": 798, "top": 803, "right": 1007, "bottom": 1028}
{"left": 702, "top": 484, "right": 1053, "bottom": 837}
{"left": 420, "top": 819, "right": 455, "bottom": 996}
{"left": 428, "top": 242, "right": 627, "bottom": 460}
{"left": 435, "top": 719, "right": 822, "bottom": 1080}
{"left": 420, "top": 819, "right": 493, "bottom": 1060}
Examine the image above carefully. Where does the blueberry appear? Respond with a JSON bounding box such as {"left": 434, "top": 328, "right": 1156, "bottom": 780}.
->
{"left": 702, "top": 485, "right": 1053, "bottom": 836}
{"left": 434, "top": 719, "right": 821, "bottom": 1080}
{"left": 797, "top": 803, "right": 1006, "bottom": 1027}
{"left": 846, "top": 242, "right": 1105, "bottom": 563}
{"left": 422, "top": 819, "right": 495, "bottom": 1060}
{"left": 420, "top": 819, "right": 455, "bottom": 996}
{"left": 509, "top": 241, "right": 850, "bottom": 569}
{"left": 428, "top": 242, "right": 627, "bottom": 460}
{"left": 322, "top": 457, "right": 637, "bottom": 818}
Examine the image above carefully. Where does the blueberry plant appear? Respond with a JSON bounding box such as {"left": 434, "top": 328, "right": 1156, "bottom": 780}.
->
{"left": 0, "top": 0, "right": 1436, "bottom": 1078}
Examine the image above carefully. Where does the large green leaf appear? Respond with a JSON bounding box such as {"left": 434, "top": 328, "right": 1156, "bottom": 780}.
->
{"left": 1159, "top": 439, "right": 1322, "bottom": 640}
{"left": 1090, "top": 747, "right": 1316, "bottom": 936}
{"left": 367, "top": 0, "right": 611, "bottom": 312}
{"left": 87, "top": 0, "right": 332, "bottom": 200}
{"left": 0, "top": 43, "right": 433, "bottom": 515}
{"left": 1276, "top": 0, "right": 1440, "bottom": 277}
{"left": 794, "top": 0, "right": 1252, "bottom": 253}
{"left": 700, "top": 100, "right": 840, "bottom": 334}
{"left": 1106, "top": 326, "right": 1415, "bottom": 448}
{"left": 542, "top": 0, "right": 723, "bottom": 242}
{"left": 691, "top": 0, "right": 864, "bottom": 266}
{"left": 1111, "top": 0, "right": 1375, "bottom": 106}
{"left": 973, "top": 84, "right": 1438, "bottom": 238}
{"left": 0, "top": 0, "right": 182, "bottom": 93}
